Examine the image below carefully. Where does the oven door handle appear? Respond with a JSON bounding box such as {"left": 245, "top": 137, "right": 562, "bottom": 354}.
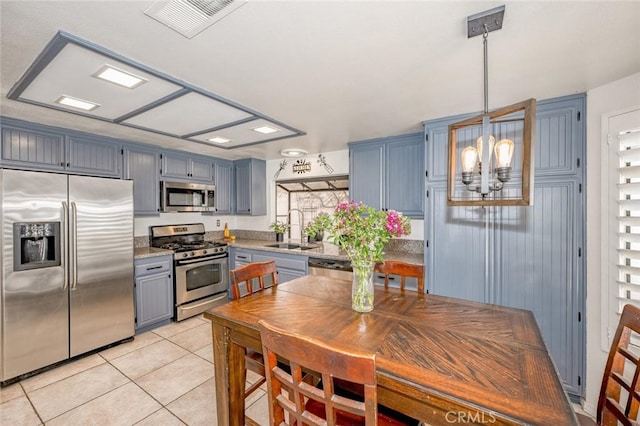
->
{"left": 176, "top": 255, "right": 228, "bottom": 266}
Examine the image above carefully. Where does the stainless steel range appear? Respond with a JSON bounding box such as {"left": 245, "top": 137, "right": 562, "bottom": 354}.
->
{"left": 150, "top": 223, "right": 228, "bottom": 321}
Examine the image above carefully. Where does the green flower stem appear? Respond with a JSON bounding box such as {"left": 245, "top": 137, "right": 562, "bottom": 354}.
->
{"left": 352, "top": 261, "right": 374, "bottom": 312}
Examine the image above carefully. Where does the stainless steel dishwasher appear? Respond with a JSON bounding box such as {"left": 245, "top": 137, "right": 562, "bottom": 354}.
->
{"left": 308, "top": 257, "right": 353, "bottom": 280}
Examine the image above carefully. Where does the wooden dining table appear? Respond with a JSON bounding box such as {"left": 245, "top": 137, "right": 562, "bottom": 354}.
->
{"left": 204, "top": 275, "right": 578, "bottom": 425}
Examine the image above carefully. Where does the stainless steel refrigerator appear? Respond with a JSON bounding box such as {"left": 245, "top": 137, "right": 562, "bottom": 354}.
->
{"left": 0, "top": 169, "right": 134, "bottom": 383}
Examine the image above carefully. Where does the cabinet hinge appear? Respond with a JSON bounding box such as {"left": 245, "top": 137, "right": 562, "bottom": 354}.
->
{"left": 577, "top": 111, "right": 581, "bottom": 121}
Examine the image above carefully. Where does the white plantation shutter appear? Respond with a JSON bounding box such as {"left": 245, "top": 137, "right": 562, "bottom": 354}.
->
{"left": 617, "top": 130, "right": 640, "bottom": 313}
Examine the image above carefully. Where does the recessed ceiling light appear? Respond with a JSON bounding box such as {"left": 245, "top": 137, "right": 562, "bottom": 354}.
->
{"left": 252, "top": 125, "right": 279, "bottom": 134}
{"left": 55, "top": 95, "right": 100, "bottom": 111}
{"left": 94, "top": 65, "right": 148, "bottom": 89}
{"left": 208, "top": 136, "right": 231, "bottom": 143}
{"left": 280, "top": 148, "right": 308, "bottom": 158}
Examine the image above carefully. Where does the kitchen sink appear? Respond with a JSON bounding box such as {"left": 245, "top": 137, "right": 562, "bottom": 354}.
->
{"left": 264, "top": 243, "right": 319, "bottom": 250}
{"left": 264, "top": 243, "right": 301, "bottom": 249}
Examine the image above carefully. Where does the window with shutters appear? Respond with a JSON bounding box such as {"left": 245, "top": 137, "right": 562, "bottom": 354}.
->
{"left": 617, "top": 130, "right": 640, "bottom": 311}
{"left": 604, "top": 107, "right": 640, "bottom": 349}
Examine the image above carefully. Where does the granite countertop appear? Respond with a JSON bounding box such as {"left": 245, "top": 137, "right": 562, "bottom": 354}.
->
{"left": 225, "top": 239, "right": 424, "bottom": 265}
{"left": 134, "top": 247, "right": 174, "bottom": 259}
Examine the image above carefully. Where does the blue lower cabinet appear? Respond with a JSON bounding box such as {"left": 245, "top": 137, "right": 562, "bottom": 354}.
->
{"left": 229, "top": 247, "right": 308, "bottom": 285}
{"left": 134, "top": 255, "right": 173, "bottom": 333}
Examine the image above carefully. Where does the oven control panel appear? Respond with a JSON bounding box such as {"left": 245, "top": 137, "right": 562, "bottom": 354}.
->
{"left": 176, "top": 246, "right": 227, "bottom": 261}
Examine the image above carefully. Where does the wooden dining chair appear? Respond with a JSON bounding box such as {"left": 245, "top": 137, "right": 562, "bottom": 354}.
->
{"left": 229, "top": 261, "right": 279, "bottom": 426}
{"left": 374, "top": 261, "right": 424, "bottom": 294}
{"left": 258, "top": 319, "right": 415, "bottom": 426}
{"left": 577, "top": 303, "right": 640, "bottom": 425}
{"left": 230, "top": 260, "right": 279, "bottom": 300}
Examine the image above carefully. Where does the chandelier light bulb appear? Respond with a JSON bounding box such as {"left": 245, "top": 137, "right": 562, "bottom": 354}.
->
{"left": 494, "top": 139, "right": 515, "bottom": 168}
{"left": 461, "top": 146, "right": 479, "bottom": 173}
{"left": 476, "top": 135, "right": 495, "bottom": 161}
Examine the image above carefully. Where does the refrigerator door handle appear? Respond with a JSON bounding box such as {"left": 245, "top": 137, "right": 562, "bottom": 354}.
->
{"left": 62, "top": 201, "right": 69, "bottom": 291}
{"left": 70, "top": 201, "right": 78, "bottom": 290}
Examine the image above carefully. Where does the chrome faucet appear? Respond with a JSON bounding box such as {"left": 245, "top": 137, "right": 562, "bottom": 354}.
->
{"left": 288, "top": 208, "right": 305, "bottom": 244}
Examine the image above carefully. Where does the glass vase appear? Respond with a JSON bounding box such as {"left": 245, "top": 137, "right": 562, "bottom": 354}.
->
{"left": 351, "top": 260, "right": 374, "bottom": 312}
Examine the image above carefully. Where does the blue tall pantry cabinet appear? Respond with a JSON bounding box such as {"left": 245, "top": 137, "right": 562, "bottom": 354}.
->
{"left": 423, "top": 94, "right": 586, "bottom": 398}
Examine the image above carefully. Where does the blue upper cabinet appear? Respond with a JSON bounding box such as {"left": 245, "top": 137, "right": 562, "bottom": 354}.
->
{"left": 349, "top": 133, "right": 424, "bottom": 218}
{"left": 234, "top": 158, "right": 266, "bottom": 216}
{"left": 161, "top": 152, "right": 212, "bottom": 182}
{"left": 425, "top": 96, "right": 583, "bottom": 182}
{"left": 212, "top": 159, "right": 233, "bottom": 214}
{"left": 1, "top": 118, "right": 121, "bottom": 177}
{"left": 123, "top": 144, "right": 160, "bottom": 216}
{"left": 349, "top": 141, "right": 384, "bottom": 210}
{"left": 1, "top": 120, "right": 65, "bottom": 171}
{"left": 66, "top": 134, "right": 121, "bottom": 177}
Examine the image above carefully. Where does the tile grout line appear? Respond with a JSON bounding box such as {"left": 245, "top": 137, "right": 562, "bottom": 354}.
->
{"left": 19, "top": 381, "right": 44, "bottom": 426}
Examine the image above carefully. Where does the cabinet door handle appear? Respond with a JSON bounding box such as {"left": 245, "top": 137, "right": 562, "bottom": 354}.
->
{"left": 146, "top": 265, "right": 163, "bottom": 271}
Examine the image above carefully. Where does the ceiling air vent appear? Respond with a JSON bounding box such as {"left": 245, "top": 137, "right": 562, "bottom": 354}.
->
{"left": 145, "top": 0, "right": 246, "bottom": 39}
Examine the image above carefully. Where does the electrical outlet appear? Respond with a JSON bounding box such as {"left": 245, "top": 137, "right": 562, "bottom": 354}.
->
{"left": 216, "top": 220, "right": 220, "bottom": 227}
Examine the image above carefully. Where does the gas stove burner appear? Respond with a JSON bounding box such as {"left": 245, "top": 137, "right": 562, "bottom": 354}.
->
{"left": 180, "top": 243, "right": 206, "bottom": 250}
{"left": 160, "top": 243, "right": 182, "bottom": 251}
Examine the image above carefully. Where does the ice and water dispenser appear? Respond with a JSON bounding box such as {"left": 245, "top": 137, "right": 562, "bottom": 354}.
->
{"left": 13, "top": 222, "right": 61, "bottom": 271}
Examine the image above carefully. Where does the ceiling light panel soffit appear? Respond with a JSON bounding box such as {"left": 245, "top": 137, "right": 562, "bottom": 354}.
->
{"left": 7, "top": 31, "right": 304, "bottom": 149}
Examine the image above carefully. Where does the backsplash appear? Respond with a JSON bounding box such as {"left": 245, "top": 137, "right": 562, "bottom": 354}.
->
{"left": 134, "top": 236, "right": 150, "bottom": 248}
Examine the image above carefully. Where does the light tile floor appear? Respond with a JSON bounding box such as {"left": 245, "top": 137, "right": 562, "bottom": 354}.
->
{"left": 0, "top": 315, "right": 270, "bottom": 426}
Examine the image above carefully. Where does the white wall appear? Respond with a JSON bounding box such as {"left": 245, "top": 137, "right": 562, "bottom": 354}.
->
{"left": 584, "top": 72, "right": 640, "bottom": 413}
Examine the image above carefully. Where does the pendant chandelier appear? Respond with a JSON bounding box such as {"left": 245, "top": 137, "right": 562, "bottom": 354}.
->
{"left": 447, "top": 5, "right": 536, "bottom": 206}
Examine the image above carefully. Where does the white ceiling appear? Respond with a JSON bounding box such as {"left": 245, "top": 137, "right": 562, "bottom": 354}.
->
{"left": 1, "top": 1, "right": 639, "bottom": 161}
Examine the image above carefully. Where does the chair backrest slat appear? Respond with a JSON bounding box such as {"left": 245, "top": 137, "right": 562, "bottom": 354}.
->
{"left": 230, "top": 261, "right": 278, "bottom": 300}
{"left": 598, "top": 303, "right": 640, "bottom": 425}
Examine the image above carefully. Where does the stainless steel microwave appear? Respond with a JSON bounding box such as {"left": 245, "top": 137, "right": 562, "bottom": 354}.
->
{"left": 161, "top": 181, "right": 215, "bottom": 212}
